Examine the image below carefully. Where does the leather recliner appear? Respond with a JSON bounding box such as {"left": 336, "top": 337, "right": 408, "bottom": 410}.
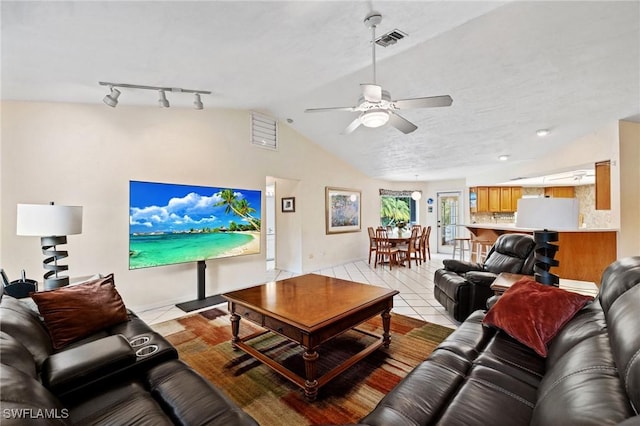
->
{"left": 434, "top": 233, "right": 536, "bottom": 321}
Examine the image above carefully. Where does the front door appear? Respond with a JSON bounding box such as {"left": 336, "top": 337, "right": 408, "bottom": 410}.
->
{"left": 437, "top": 191, "right": 463, "bottom": 254}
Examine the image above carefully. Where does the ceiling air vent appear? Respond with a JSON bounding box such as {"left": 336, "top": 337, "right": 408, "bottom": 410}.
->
{"left": 250, "top": 112, "right": 278, "bottom": 151}
{"left": 375, "top": 29, "right": 408, "bottom": 47}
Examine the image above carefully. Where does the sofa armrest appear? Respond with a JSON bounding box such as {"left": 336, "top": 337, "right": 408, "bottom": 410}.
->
{"left": 42, "top": 334, "right": 136, "bottom": 395}
{"left": 443, "top": 259, "right": 483, "bottom": 274}
{"left": 486, "top": 295, "right": 500, "bottom": 310}
{"left": 464, "top": 271, "right": 498, "bottom": 287}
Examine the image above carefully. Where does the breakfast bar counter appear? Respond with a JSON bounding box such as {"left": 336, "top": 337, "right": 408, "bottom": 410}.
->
{"left": 464, "top": 223, "right": 618, "bottom": 285}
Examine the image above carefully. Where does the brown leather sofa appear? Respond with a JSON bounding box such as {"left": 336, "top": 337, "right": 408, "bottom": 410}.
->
{"left": 434, "top": 233, "right": 536, "bottom": 321}
{"left": 0, "top": 292, "right": 258, "bottom": 425}
{"left": 359, "top": 256, "right": 640, "bottom": 425}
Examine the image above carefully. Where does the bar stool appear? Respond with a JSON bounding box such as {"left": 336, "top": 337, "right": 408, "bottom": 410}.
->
{"left": 452, "top": 237, "right": 471, "bottom": 261}
{"left": 472, "top": 240, "right": 493, "bottom": 263}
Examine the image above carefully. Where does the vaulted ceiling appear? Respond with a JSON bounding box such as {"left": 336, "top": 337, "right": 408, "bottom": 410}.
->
{"left": 2, "top": 1, "right": 639, "bottom": 181}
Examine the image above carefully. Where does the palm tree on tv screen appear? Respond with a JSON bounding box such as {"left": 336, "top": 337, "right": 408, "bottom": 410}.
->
{"left": 214, "top": 189, "right": 261, "bottom": 231}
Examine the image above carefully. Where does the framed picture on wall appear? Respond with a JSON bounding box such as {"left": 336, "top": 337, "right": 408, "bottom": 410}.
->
{"left": 325, "top": 187, "right": 361, "bottom": 234}
{"left": 282, "top": 197, "right": 295, "bottom": 213}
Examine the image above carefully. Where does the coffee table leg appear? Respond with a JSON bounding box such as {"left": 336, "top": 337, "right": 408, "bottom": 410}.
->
{"left": 382, "top": 309, "right": 392, "bottom": 348}
{"left": 303, "top": 349, "right": 319, "bottom": 401}
{"left": 230, "top": 313, "right": 240, "bottom": 350}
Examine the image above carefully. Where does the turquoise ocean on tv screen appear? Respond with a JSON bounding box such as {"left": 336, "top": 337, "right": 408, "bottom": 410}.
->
{"left": 129, "top": 232, "right": 254, "bottom": 269}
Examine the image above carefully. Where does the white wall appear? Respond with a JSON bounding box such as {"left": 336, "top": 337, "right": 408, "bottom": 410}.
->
{"left": 0, "top": 101, "right": 384, "bottom": 311}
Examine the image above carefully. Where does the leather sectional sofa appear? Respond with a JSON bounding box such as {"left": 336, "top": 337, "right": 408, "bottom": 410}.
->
{"left": 359, "top": 256, "right": 640, "bottom": 425}
{"left": 0, "top": 281, "right": 258, "bottom": 425}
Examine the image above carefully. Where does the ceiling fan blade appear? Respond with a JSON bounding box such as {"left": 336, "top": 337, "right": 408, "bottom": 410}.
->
{"left": 341, "top": 117, "right": 362, "bottom": 135}
{"left": 388, "top": 112, "right": 418, "bottom": 134}
{"left": 304, "top": 106, "right": 357, "bottom": 113}
{"left": 393, "top": 95, "right": 453, "bottom": 109}
{"left": 361, "top": 84, "right": 382, "bottom": 102}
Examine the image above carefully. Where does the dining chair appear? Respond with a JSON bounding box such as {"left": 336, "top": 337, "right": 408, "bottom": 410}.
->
{"left": 367, "top": 226, "right": 377, "bottom": 264}
{"left": 419, "top": 226, "right": 432, "bottom": 262}
{"left": 374, "top": 228, "right": 399, "bottom": 270}
{"left": 398, "top": 226, "right": 420, "bottom": 268}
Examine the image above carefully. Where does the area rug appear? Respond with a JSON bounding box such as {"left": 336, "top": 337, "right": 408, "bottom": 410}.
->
{"left": 152, "top": 308, "right": 454, "bottom": 426}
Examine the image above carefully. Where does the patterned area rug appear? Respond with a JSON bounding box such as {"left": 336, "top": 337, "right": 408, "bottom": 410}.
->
{"left": 152, "top": 308, "right": 454, "bottom": 426}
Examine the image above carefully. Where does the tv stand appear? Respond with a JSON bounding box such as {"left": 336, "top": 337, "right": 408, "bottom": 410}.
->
{"left": 175, "top": 260, "right": 225, "bottom": 312}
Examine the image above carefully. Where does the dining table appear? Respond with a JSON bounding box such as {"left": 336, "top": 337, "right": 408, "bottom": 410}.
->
{"left": 383, "top": 230, "right": 413, "bottom": 246}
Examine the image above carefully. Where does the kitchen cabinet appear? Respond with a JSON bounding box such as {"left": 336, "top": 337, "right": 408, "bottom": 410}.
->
{"left": 595, "top": 160, "right": 611, "bottom": 210}
{"left": 544, "top": 186, "right": 575, "bottom": 198}
{"left": 470, "top": 187, "right": 489, "bottom": 212}
{"left": 500, "top": 187, "right": 512, "bottom": 211}
{"left": 470, "top": 186, "right": 521, "bottom": 213}
{"left": 477, "top": 187, "right": 489, "bottom": 212}
{"left": 511, "top": 187, "right": 522, "bottom": 211}
{"left": 488, "top": 187, "right": 501, "bottom": 212}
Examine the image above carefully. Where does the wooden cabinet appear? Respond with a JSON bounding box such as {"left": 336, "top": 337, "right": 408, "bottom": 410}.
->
{"left": 488, "top": 187, "right": 501, "bottom": 212}
{"left": 544, "top": 187, "right": 575, "bottom": 198}
{"left": 500, "top": 187, "right": 512, "bottom": 211}
{"left": 595, "top": 160, "right": 611, "bottom": 210}
{"left": 511, "top": 187, "right": 522, "bottom": 211}
{"left": 470, "top": 186, "right": 521, "bottom": 213}
{"left": 477, "top": 187, "right": 489, "bottom": 212}
{"left": 470, "top": 187, "right": 490, "bottom": 212}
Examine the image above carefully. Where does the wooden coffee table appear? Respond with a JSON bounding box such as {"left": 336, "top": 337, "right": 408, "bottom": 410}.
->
{"left": 222, "top": 274, "right": 399, "bottom": 401}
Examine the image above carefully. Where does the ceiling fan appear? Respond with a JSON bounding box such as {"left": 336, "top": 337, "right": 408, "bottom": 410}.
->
{"left": 304, "top": 11, "right": 453, "bottom": 135}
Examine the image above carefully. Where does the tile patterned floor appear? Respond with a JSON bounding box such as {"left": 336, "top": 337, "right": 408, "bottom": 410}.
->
{"left": 138, "top": 253, "right": 460, "bottom": 329}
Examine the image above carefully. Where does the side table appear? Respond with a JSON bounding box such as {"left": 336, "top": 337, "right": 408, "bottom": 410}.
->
{"left": 490, "top": 272, "right": 599, "bottom": 297}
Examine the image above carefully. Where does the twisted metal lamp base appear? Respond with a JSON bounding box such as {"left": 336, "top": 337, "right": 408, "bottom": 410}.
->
{"left": 41, "top": 236, "right": 70, "bottom": 290}
{"left": 533, "top": 230, "right": 559, "bottom": 286}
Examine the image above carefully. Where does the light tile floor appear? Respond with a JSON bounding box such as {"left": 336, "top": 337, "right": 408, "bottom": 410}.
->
{"left": 138, "top": 253, "right": 460, "bottom": 329}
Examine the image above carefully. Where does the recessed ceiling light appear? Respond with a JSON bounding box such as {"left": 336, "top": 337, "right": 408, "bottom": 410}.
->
{"left": 498, "top": 155, "right": 509, "bottom": 161}
{"left": 536, "top": 129, "right": 550, "bottom": 137}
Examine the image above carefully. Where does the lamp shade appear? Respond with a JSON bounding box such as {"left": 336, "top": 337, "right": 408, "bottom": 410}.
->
{"left": 17, "top": 204, "right": 83, "bottom": 236}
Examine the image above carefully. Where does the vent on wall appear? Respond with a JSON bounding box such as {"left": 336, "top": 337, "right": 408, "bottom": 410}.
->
{"left": 251, "top": 112, "right": 278, "bottom": 151}
{"left": 375, "top": 29, "right": 408, "bottom": 47}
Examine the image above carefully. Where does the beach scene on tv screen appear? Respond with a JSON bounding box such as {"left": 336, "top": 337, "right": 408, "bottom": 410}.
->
{"left": 129, "top": 181, "right": 261, "bottom": 269}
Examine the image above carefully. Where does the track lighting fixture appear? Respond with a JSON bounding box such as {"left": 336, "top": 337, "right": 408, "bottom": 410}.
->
{"left": 193, "top": 93, "right": 203, "bottom": 110}
{"left": 103, "top": 86, "right": 121, "bottom": 107}
{"left": 158, "top": 90, "right": 170, "bottom": 108}
{"left": 98, "top": 82, "right": 211, "bottom": 109}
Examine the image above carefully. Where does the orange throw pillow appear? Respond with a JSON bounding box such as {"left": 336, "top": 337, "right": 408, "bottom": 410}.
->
{"left": 31, "top": 274, "right": 128, "bottom": 349}
{"left": 483, "top": 277, "right": 594, "bottom": 357}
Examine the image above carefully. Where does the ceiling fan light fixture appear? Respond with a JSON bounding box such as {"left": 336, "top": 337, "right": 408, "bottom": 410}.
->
{"left": 361, "top": 109, "right": 389, "bottom": 128}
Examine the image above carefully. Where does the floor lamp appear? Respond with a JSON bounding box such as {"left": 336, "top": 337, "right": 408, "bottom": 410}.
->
{"left": 17, "top": 203, "right": 83, "bottom": 290}
{"left": 516, "top": 197, "right": 580, "bottom": 287}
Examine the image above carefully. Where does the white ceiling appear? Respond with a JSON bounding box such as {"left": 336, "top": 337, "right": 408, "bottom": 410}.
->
{"left": 2, "top": 1, "right": 639, "bottom": 182}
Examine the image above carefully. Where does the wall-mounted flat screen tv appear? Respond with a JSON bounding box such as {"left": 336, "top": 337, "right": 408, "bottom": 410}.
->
{"left": 129, "top": 180, "right": 261, "bottom": 269}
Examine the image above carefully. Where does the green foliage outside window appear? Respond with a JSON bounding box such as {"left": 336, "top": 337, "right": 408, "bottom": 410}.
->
{"left": 380, "top": 196, "right": 410, "bottom": 227}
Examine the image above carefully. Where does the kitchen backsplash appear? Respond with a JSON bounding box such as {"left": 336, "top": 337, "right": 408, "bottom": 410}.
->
{"left": 470, "top": 185, "right": 612, "bottom": 228}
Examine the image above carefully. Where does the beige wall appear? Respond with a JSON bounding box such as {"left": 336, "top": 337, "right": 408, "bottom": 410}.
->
{"left": 619, "top": 120, "right": 640, "bottom": 257}
{"left": 0, "top": 101, "right": 384, "bottom": 311}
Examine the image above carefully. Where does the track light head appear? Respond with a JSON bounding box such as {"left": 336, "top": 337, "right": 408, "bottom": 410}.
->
{"left": 193, "top": 93, "right": 203, "bottom": 110}
{"left": 103, "top": 87, "right": 121, "bottom": 107}
{"left": 158, "top": 90, "right": 170, "bottom": 108}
